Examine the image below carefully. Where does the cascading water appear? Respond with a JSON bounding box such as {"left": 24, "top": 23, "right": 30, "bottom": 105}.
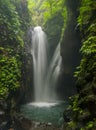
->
{"left": 44, "top": 44, "right": 61, "bottom": 100}
{"left": 31, "top": 26, "right": 47, "bottom": 101}
{"left": 31, "top": 26, "right": 61, "bottom": 102}
{"left": 21, "top": 27, "right": 67, "bottom": 126}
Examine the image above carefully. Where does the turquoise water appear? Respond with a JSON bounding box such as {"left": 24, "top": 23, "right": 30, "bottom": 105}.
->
{"left": 20, "top": 101, "right": 68, "bottom": 126}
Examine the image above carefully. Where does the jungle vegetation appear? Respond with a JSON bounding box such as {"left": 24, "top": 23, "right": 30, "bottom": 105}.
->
{"left": 0, "top": 0, "right": 96, "bottom": 129}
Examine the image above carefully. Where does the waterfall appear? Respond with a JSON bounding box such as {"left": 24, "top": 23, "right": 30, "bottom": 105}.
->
{"left": 31, "top": 26, "right": 61, "bottom": 102}
{"left": 44, "top": 44, "right": 61, "bottom": 100}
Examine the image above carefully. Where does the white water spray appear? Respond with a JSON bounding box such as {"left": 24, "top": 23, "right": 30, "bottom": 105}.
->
{"left": 31, "top": 26, "right": 61, "bottom": 102}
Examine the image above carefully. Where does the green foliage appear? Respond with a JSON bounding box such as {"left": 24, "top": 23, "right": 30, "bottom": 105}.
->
{"left": 80, "top": 121, "right": 95, "bottom": 130}
{"left": 78, "top": 0, "right": 96, "bottom": 31}
{"left": 28, "top": 0, "right": 45, "bottom": 25}
{"left": 71, "top": 0, "right": 96, "bottom": 129}
{"left": 42, "top": 0, "right": 65, "bottom": 23}
{"left": 0, "top": 0, "right": 23, "bottom": 46}
{"left": 0, "top": 0, "right": 31, "bottom": 101}
{"left": 88, "top": 23, "right": 96, "bottom": 35}
{"left": 27, "top": 0, "right": 66, "bottom": 26}
{"left": 13, "top": 0, "right": 32, "bottom": 31}
{"left": 71, "top": 95, "right": 80, "bottom": 112}
{"left": 68, "top": 121, "right": 77, "bottom": 129}
{"left": 0, "top": 48, "right": 21, "bottom": 99}
{"left": 86, "top": 121, "right": 93, "bottom": 129}
{"left": 81, "top": 36, "right": 96, "bottom": 55}
{"left": 75, "top": 0, "right": 96, "bottom": 80}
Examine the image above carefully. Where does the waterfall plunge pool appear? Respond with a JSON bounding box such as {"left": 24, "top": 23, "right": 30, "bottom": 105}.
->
{"left": 20, "top": 101, "right": 68, "bottom": 126}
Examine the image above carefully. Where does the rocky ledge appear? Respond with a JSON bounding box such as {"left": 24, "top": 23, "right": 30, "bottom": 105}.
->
{"left": 0, "top": 113, "right": 62, "bottom": 130}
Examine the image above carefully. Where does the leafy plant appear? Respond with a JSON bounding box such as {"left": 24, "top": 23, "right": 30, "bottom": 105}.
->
{"left": 0, "top": 48, "right": 21, "bottom": 99}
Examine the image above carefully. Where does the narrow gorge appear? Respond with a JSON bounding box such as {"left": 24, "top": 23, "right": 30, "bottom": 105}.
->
{"left": 0, "top": 0, "right": 96, "bottom": 130}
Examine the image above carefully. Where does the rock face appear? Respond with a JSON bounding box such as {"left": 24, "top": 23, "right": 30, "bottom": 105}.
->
{"left": 21, "top": 51, "right": 34, "bottom": 103}
{"left": 62, "top": 0, "right": 96, "bottom": 129}
{"left": 17, "top": 29, "right": 34, "bottom": 104}
{"left": 59, "top": 0, "right": 81, "bottom": 99}
{"left": 0, "top": 116, "right": 32, "bottom": 130}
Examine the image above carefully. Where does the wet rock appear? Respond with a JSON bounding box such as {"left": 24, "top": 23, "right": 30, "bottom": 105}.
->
{"left": 47, "top": 122, "right": 52, "bottom": 126}
{"left": 1, "top": 121, "right": 7, "bottom": 126}
{"left": 34, "top": 122, "right": 41, "bottom": 128}
{"left": 0, "top": 121, "right": 7, "bottom": 129}
{"left": 0, "top": 111, "right": 4, "bottom": 115}
{"left": 63, "top": 108, "right": 72, "bottom": 122}
{"left": 19, "top": 117, "right": 32, "bottom": 130}
{"left": 0, "top": 120, "right": 12, "bottom": 130}
{"left": 0, "top": 111, "right": 5, "bottom": 123}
